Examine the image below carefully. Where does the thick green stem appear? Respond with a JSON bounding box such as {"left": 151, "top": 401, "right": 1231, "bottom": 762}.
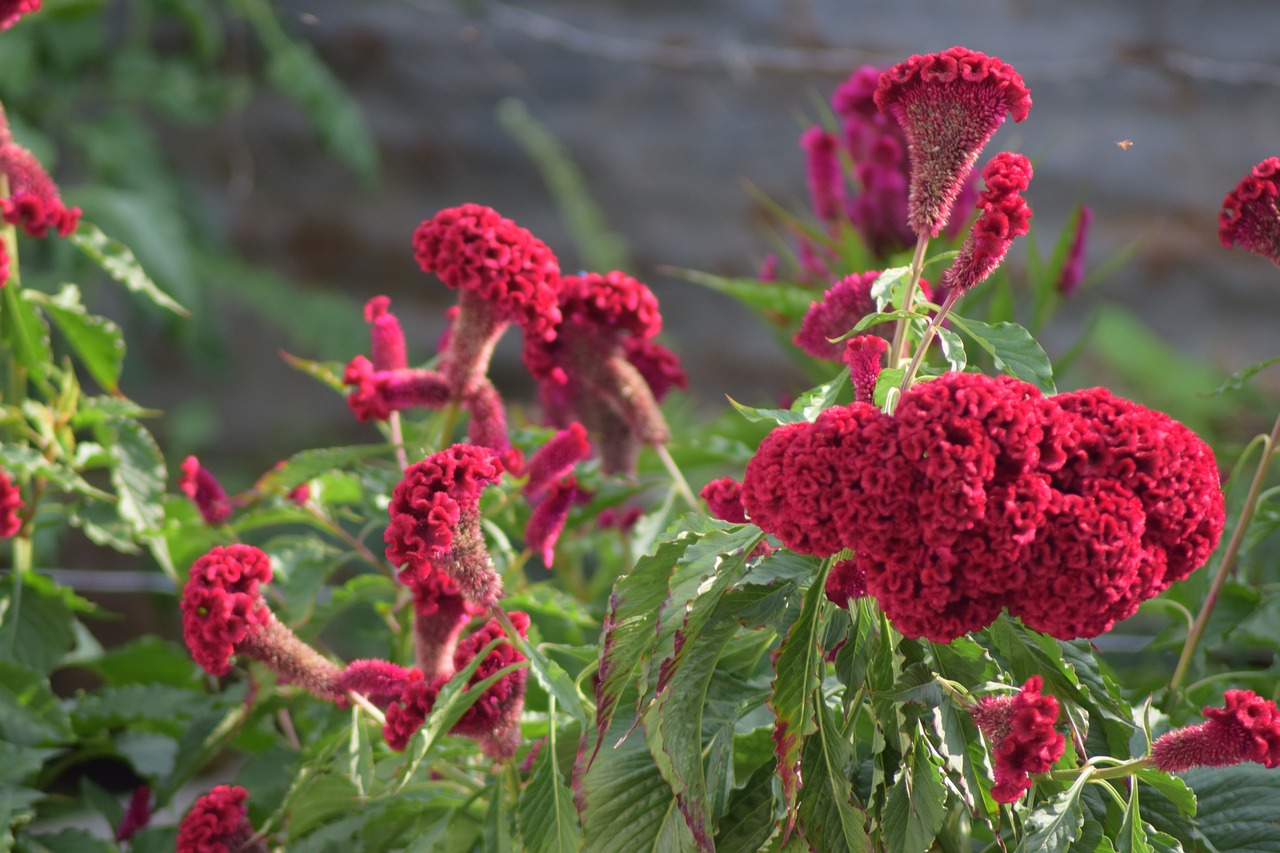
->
{"left": 1169, "top": 408, "right": 1280, "bottom": 692}
{"left": 887, "top": 235, "right": 931, "bottom": 372}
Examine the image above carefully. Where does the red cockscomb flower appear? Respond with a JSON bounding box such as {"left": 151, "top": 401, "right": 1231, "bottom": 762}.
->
{"left": 1219, "top": 157, "right": 1280, "bottom": 266}
{"left": 180, "top": 456, "right": 233, "bottom": 526}
{"left": 342, "top": 355, "right": 451, "bottom": 423}
{"left": 622, "top": 337, "right": 688, "bottom": 402}
{"left": 794, "top": 271, "right": 934, "bottom": 362}
{"left": 941, "top": 152, "right": 1034, "bottom": 295}
{"left": 825, "top": 558, "right": 868, "bottom": 607}
{"left": 0, "top": 0, "right": 40, "bottom": 31}
{"left": 176, "top": 785, "right": 265, "bottom": 853}
{"left": 1150, "top": 690, "right": 1280, "bottom": 773}
{"left": 801, "top": 126, "right": 846, "bottom": 225}
{"left": 970, "top": 676, "right": 1065, "bottom": 803}
{"left": 413, "top": 204, "right": 562, "bottom": 396}
{"left": 364, "top": 295, "right": 408, "bottom": 371}
{"left": 875, "top": 46, "right": 1031, "bottom": 238}
{"left": 0, "top": 469, "right": 23, "bottom": 538}
{"left": 844, "top": 335, "right": 888, "bottom": 404}
{"left": 384, "top": 444, "right": 505, "bottom": 607}
{"left": 0, "top": 127, "right": 80, "bottom": 238}
{"left": 701, "top": 477, "right": 749, "bottom": 525}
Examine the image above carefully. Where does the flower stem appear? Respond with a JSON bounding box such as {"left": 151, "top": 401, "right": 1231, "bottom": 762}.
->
{"left": 656, "top": 443, "right": 699, "bottom": 512}
{"left": 898, "top": 288, "right": 960, "bottom": 396}
{"left": 388, "top": 411, "right": 409, "bottom": 471}
{"left": 1169, "top": 407, "right": 1280, "bottom": 692}
{"left": 887, "top": 235, "right": 931, "bottom": 371}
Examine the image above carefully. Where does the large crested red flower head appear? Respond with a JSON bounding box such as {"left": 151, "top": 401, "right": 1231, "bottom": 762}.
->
{"left": 875, "top": 46, "right": 1031, "bottom": 237}
{"left": 559, "top": 271, "right": 663, "bottom": 340}
{"left": 1151, "top": 690, "right": 1280, "bottom": 773}
{"left": 0, "top": 0, "right": 41, "bottom": 31}
{"left": 1218, "top": 157, "right": 1280, "bottom": 266}
{"left": 970, "top": 676, "right": 1065, "bottom": 803}
{"left": 413, "top": 203, "right": 562, "bottom": 341}
{"left": 0, "top": 129, "right": 81, "bottom": 238}
{"left": 941, "top": 151, "right": 1033, "bottom": 295}
{"left": 176, "top": 785, "right": 264, "bottom": 853}
{"left": 385, "top": 444, "right": 505, "bottom": 607}
{"left": 0, "top": 469, "right": 23, "bottom": 538}
{"left": 181, "top": 545, "right": 273, "bottom": 676}
{"left": 180, "top": 456, "right": 233, "bottom": 526}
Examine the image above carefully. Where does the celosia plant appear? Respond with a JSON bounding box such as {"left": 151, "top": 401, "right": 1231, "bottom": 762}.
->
{"left": 8, "top": 20, "right": 1280, "bottom": 852}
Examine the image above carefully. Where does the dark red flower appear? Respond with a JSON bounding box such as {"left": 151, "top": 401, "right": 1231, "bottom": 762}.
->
{"left": 114, "top": 785, "right": 151, "bottom": 843}
{"left": 337, "top": 659, "right": 422, "bottom": 708}
{"left": 0, "top": 135, "right": 80, "bottom": 238}
{"left": 0, "top": 469, "right": 22, "bottom": 538}
{"left": 176, "top": 785, "right": 264, "bottom": 853}
{"left": 801, "top": 126, "right": 846, "bottom": 224}
{"left": 622, "top": 337, "right": 688, "bottom": 402}
{"left": 525, "top": 475, "right": 586, "bottom": 567}
{"left": 875, "top": 46, "right": 1032, "bottom": 238}
{"left": 364, "top": 295, "right": 408, "bottom": 371}
{"left": 970, "top": 676, "right": 1064, "bottom": 803}
{"left": 181, "top": 545, "right": 273, "bottom": 676}
{"left": 383, "top": 672, "right": 438, "bottom": 752}
{"left": 941, "top": 152, "right": 1034, "bottom": 295}
{"left": 524, "top": 422, "right": 590, "bottom": 499}
{"left": 795, "top": 271, "right": 934, "bottom": 361}
{"left": 1219, "top": 157, "right": 1280, "bottom": 266}
{"left": 1056, "top": 205, "right": 1092, "bottom": 296}
{"left": 1150, "top": 690, "right": 1280, "bottom": 772}
{"left": 825, "top": 559, "right": 867, "bottom": 607}
{"left": 180, "top": 456, "right": 233, "bottom": 526}
{"left": 385, "top": 445, "right": 505, "bottom": 607}
{"left": 408, "top": 564, "right": 478, "bottom": 678}
{"left": 701, "top": 477, "right": 749, "bottom": 525}
{"left": 843, "top": 335, "right": 888, "bottom": 404}
{"left": 0, "top": 0, "right": 40, "bottom": 31}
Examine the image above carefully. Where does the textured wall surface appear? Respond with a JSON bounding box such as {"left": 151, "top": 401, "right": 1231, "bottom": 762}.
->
{"left": 160, "top": 0, "right": 1280, "bottom": 462}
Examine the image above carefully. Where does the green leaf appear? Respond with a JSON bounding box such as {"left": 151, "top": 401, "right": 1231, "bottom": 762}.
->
{"left": 115, "top": 731, "right": 179, "bottom": 779}
{"left": 97, "top": 418, "right": 167, "bottom": 536}
{"left": 67, "top": 221, "right": 189, "bottom": 316}
{"left": 518, "top": 713, "right": 583, "bottom": 853}
{"left": 948, "top": 315, "right": 1056, "bottom": 393}
{"left": 71, "top": 683, "right": 208, "bottom": 733}
{"left": 1117, "top": 782, "right": 1153, "bottom": 853}
{"left": 870, "top": 266, "right": 912, "bottom": 309}
{"left": 0, "top": 661, "right": 73, "bottom": 746}
{"left": 1016, "top": 770, "right": 1092, "bottom": 853}
{"left": 346, "top": 708, "right": 375, "bottom": 798}
{"left": 792, "top": 370, "right": 847, "bottom": 420}
{"left": 1, "top": 279, "right": 52, "bottom": 378}
{"left": 669, "top": 267, "right": 817, "bottom": 321}
{"left": 797, "top": 700, "right": 871, "bottom": 852}
{"left": 24, "top": 284, "right": 125, "bottom": 391}
{"left": 0, "top": 741, "right": 57, "bottom": 787}
{"left": 881, "top": 734, "right": 948, "bottom": 853}
{"left": 1183, "top": 765, "right": 1280, "bottom": 852}
{"left": 768, "top": 560, "right": 834, "bottom": 822}
{"left": 1206, "top": 353, "right": 1280, "bottom": 396}
{"left": 937, "top": 326, "right": 967, "bottom": 373}
{"left": 0, "top": 578, "right": 74, "bottom": 677}
{"left": 713, "top": 760, "right": 778, "bottom": 852}
{"left": 1133, "top": 766, "right": 1195, "bottom": 818}
{"left": 251, "top": 444, "right": 393, "bottom": 495}
{"left": 287, "top": 773, "right": 363, "bottom": 838}
{"left": 726, "top": 396, "right": 807, "bottom": 426}
{"left": 873, "top": 367, "right": 906, "bottom": 409}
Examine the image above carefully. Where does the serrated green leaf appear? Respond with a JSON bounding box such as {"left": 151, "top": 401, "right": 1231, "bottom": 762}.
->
{"left": 24, "top": 284, "right": 125, "bottom": 391}
{"left": 0, "top": 661, "right": 73, "bottom": 746}
{"left": 518, "top": 713, "right": 582, "bottom": 853}
{"left": 97, "top": 418, "right": 166, "bottom": 535}
{"left": 1182, "top": 765, "right": 1280, "bottom": 852}
{"left": 0, "top": 578, "right": 74, "bottom": 677}
{"left": 713, "top": 759, "right": 778, "bottom": 852}
{"left": 250, "top": 443, "right": 393, "bottom": 496}
{"left": 1117, "top": 781, "right": 1153, "bottom": 853}
{"left": 0, "top": 741, "right": 57, "bottom": 787}
{"left": 937, "top": 325, "right": 967, "bottom": 373}
{"left": 1016, "top": 770, "right": 1091, "bottom": 853}
{"left": 769, "top": 560, "right": 833, "bottom": 822}
{"left": 948, "top": 315, "right": 1056, "bottom": 393}
{"left": 797, "top": 699, "right": 871, "bottom": 852}
{"left": 288, "top": 773, "right": 364, "bottom": 838}
{"left": 67, "top": 221, "right": 188, "bottom": 315}
{"left": 71, "top": 683, "right": 208, "bottom": 733}
{"left": 1133, "top": 766, "right": 1195, "bottom": 818}
{"left": 881, "top": 734, "right": 948, "bottom": 853}
{"left": 115, "top": 731, "right": 178, "bottom": 779}
{"left": 1, "top": 280, "right": 52, "bottom": 379}
{"left": 726, "top": 395, "right": 807, "bottom": 426}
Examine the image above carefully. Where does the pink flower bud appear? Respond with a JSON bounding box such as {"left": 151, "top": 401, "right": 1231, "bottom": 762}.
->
{"left": 179, "top": 456, "right": 233, "bottom": 526}
{"left": 364, "top": 295, "right": 408, "bottom": 371}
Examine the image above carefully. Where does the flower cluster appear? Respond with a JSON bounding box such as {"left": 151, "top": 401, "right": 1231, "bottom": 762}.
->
{"left": 970, "top": 676, "right": 1065, "bottom": 802}
{"left": 0, "top": 469, "right": 22, "bottom": 538}
{"left": 385, "top": 444, "right": 506, "bottom": 607}
{"left": 941, "top": 152, "right": 1034, "bottom": 295}
{"left": 1218, "top": 156, "right": 1280, "bottom": 267}
{"left": 0, "top": 106, "right": 80, "bottom": 241}
{"left": 794, "top": 271, "right": 935, "bottom": 362}
{"left": 1150, "top": 690, "right": 1280, "bottom": 773}
{"left": 875, "top": 46, "right": 1032, "bottom": 238}
{"left": 176, "top": 785, "right": 264, "bottom": 853}
{"left": 524, "top": 271, "right": 686, "bottom": 474}
{"left": 741, "top": 372, "right": 1225, "bottom": 641}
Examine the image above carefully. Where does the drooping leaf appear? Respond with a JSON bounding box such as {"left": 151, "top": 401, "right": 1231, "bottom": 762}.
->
{"left": 0, "top": 578, "right": 74, "bottom": 677}
{"left": 669, "top": 267, "right": 818, "bottom": 321}
{"left": 712, "top": 759, "right": 778, "bottom": 852}
{"left": 1, "top": 279, "right": 52, "bottom": 377}
{"left": 880, "top": 732, "right": 948, "bottom": 853}
{"left": 797, "top": 699, "right": 871, "bottom": 853}
{"left": 1206, "top": 353, "right": 1280, "bottom": 396}
{"left": 725, "top": 396, "right": 807, "bottom": 426}
{"left": 24, "top": 285, "right": 125, "bottom": 392}
{"left": 1016, "top": 770, "right": 1092, "bottom": 853}
{"left": 948, "top": 314, "right": 1055, "bottom": 393}
{"left": 67, "top": 221, "right": 188, "bottom": 316}
{"left": 249, "top": 444, "right": 393, "bottom": 496}
{"left": 96, "top": 418, "right": 166, "bottom": 536}
{"left": 937, "top": 325, "right": 967, "bottom": 373}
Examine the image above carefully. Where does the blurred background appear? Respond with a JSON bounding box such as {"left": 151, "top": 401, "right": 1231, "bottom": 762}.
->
{"left": 4, "top": 0, "right": 1280, "bottom": 497}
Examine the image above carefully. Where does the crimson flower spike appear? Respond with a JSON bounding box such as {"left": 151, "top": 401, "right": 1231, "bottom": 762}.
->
{"left": 0, "top": 469, "right": 23, "bottom": 538}
{"left": 875, "top": 46, "right": 1031, "bottom": 238}
{"left": 970, "top": 675, "right": 1065, "bottom": 803}
{"left": 179, "top": 456, "right": 233, "bottom": 525}
{"left": 940, "top": 151, "right": 1034, "bottom": 296}
{"left": 176, "top": 785, "right": 266, "bottom": 853}
{"left": 0, "top": 104, "right": 81, "bottom": 239}
{"left": 1150, "top": 690, "right": 1280, "bottom": 772}
{"left": 1219, "top": 157, "right": 1280, "bottom": 267}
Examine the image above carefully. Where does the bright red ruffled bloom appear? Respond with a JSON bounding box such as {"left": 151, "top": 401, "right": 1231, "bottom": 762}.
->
{"left": 971, "top": 676, "right": 1065, "bottom": 803}
{"left": 0, "top": 469, "right": 22, "bottom": 538}
{"left": 1219, "top": 157, "right": 1280, "bottom": 266}
{"left": 825, "top": 558, "right": 867, "bottom": 607}
{"left": 176, "top": 785, "right": 264, "bottom": 853}
{"left": 794, "top": 271, "right": 934, "bottom": 362}
{"left": 843, "top": 334, "right": 888, "bottom": 404}
{"left": 385, "top": 444, "right": 505, "bottom": 607}
{"left": 525, "top": 271, "right": 680, "bottom": 474}
{"left": 701, "top": 477, "right": 749, "bottom": 525}
{"left": 0, "top": 0, "right": 40, "bottom": 31}
{"left": 801, "top": 126, "right": 846, "bottom": 224}
{"left": 525, "top": 474, "right": 587, "bottom": 567}
{"left": 1150, "top": 690, "right": 1280, "bottom": 773}
{"left": 180, "top": 456, "right": 233, "bottom": 526}
{"left": 941, "top": 152, "right": 1033, "bottom": 295}
{"left": 364, "top": 295, "right": 408, "bottom": 371}
{"left": 875, "top": 46, "right": 1032, "bottom": 238}
{"left": 0, "top": 127, "right": 81, "bottom": 238}
{"left": 181, "top": 545, "right": 273, "bottom": 676}
{"left": 1056, "top": 205, "right": 1092, "bottom": 296}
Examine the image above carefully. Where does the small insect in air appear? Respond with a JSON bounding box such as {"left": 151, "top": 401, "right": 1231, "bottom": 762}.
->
{"left": 1116, "top": 139, "right": 1134, "bottom": 150}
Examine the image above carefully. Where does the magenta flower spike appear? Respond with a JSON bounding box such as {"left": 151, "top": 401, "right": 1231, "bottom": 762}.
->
{"left": 700, "top": 477, "right": 749, "bottom": 525}
{"left": 875, "top": 46, "right": 1032, "bottom": 238}
{"left": 407, "top": 563, "right": 478, "bottom": 678}
{"left": 970, "top": 676, "right": 1065, "bottom": 803}
{"left": 525, "top": 474, "right": 586, "bottom": 567}
{"left": 384, "top": 444, "right": 505, "bottom": 608}
{"left": 0, "top": 240, "right": 9, "bottom": 289}
{"left": 413, "top": 204, "right": 562, "bottom": 396}
{"left": 342, "top": 355, "right": 452, "bottom": 423}
{"left": 824, "top": 558, "right": 868, "bottom": 607}
{"left": 180, "top": 545, "right": 343, "bottom": 700}
{"left": 941, "top": 151, "right": 1034, "bottom": 296}
{"left": 364, "top": 295, "right": 408, "bottom": 371}
{"left": 179, "top": 455, "right": 233, "bottom": 526}
{"left": 0, "top": 0, "right": 41, "bottom": 30}
{"left": 1056, "top": 205, "right": 1093, "bottom": 296}
{"left": 843, "top": 334, "right": 889, "bottom": 404}
{"left": 176, "top": 785, "right": 266, "bottom": 853}
{"left": 800, "top": 126, "right": 846, "bottom": 224}
{"left": 0, "top": 110, "right": 81, "bottom": 238}
{"left": 1219, "top": 157, "right": 1280, "bottom": 266}
{"left": 1150, "top": 690, "right": 1280, "bottom": 773}
{"left": 0, "top": 469, "right": 23, "bottom": 538}
{"left": 524, "top": 422, "right": 591, "bottom": 500}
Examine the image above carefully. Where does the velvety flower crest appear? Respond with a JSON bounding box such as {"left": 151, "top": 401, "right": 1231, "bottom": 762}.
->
{"left": 0, "top": 469, "right": 23, "bottom": 538}
{"left": 941, "top": 152, "right": 1034, "bottom": 295}
{"left": 1218, "top": 157, "right": 1280, "bottom": 266}
{"left": 843, "top": 335, "right": 889, "bottom": 404}
{"left": 825, "top": 559, "right": 868, "bottom": 607}
{"left": 0, "top": 132, "right": 81, "bottom": 238}
{"left": 181, "top": 545, "right": 273, "bottom": 676}
{"left": 1150, "top": 690, "right": 1280, "bottom": 773}
{"left": 176, "top": 785, "right": 264, "bottom": 853}
{"left": 970, "top": 676, "right": 1065, "bottom": 803}
{"left": 364, "top": 295, "right": 408, "bottom": 371}
{"left": 180, "top": 456, "right": 233, "bottom": 526}
{"left": 701, "top": 477, "right": 749, "bottom": 525}
{"left": 875, "top": 46, "right": 1032, "bottom": 237}
{"left": 342, "top": 355, "right": 451, "bottom": 423}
